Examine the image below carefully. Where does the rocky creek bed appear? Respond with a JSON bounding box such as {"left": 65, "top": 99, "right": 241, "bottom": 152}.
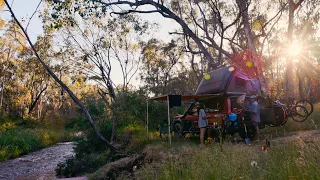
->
{"left": 0, "top": 142, "right": 76, "bottom": 180}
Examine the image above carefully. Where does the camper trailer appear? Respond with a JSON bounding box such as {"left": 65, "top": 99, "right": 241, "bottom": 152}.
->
{"left": 173, "top": 66, "right": 274, "bottom": 140}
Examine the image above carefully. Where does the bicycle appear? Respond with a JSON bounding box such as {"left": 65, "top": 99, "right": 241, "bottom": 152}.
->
{"left": 271, "top": 97, "right": 312, "bottom": 126}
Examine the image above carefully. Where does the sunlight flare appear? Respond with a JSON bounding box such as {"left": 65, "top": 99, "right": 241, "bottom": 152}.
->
{"left": 287, "top": 41, "right": 302, "bottom": 57}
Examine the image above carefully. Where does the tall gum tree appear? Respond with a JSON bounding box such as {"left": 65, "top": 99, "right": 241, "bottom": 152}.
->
{"left": 47, "top": 11, "right": 151, "bottom": 142}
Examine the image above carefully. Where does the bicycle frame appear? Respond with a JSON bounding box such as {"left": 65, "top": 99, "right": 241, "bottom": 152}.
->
{"left": 274, "top": 98, "right": 298, "bottom": 119}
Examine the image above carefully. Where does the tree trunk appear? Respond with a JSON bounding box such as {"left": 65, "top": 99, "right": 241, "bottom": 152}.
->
{"left": 4, "top": 0, "right": 118, "bottom": 152}
{"left": 236, "top": 0, "right": 269, "bottom": 95}
{"left": 285, "top": 0, "right": 295, "bottom": 102}
{"left": 28, "top": 86, "right": 47, "bottom": 114}
{"left": 38, "top": 102, "right": 41, "bottom": 120}
{"left": 297, "top": 68, "right": 304, "bottom": 99}
{"left": 190, "top": 54, "right": 201, "bottom": 83}
{"left": 98, "top": 89, "right": 117, "bottom": 143}
{"left": 218, "top": 29, "right": 225, "bottom": 65}
{"left": 0, "top": 81, "right": 3, "bottom": 109}
{"left": 307, "top": 81, "right": 312, "bottom": 99}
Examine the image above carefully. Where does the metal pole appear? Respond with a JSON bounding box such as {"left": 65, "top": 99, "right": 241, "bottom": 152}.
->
{"left": 167, "top": 95, "right": 172, "bottom": 147}
{"left": 146, "top": 100, "right": 149, "bottom": 139}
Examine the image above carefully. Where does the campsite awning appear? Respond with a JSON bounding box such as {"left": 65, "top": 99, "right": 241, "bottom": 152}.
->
{"left": 146, "top": 94, "right": 221, "bottom": 147}
{"left": 148, "top": 94, "right": 221, "bottom": 101}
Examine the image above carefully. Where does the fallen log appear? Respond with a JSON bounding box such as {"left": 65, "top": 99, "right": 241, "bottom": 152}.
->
{"left": 89, "top": 154, "right": 145, "bottom": 179}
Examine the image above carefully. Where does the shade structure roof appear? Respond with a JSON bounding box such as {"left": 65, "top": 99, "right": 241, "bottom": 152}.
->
{"left": 148, "top": 94, "right": 221, "bottom": 101}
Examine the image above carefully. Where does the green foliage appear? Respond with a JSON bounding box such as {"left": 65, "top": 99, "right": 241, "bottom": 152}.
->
{"left": 56, "top": 93, "right": 112, "bottom": 177}
{"left": 55, "top": 122, "right": 111, "bottom": 177}
{"left": 0, "top": 127, "right": 67, "bottom": 161}
{"left": 112, "top": 91, "right": 167, "bottom": 130}
{"left": 0, "top": 111, "right": 70, "bottom": 162}
{"left": 57, "top": 89, "right": 167, "bottom": 177}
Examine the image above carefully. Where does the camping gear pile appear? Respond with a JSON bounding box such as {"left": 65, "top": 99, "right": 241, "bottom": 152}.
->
{"left": 148, "top": 65, "right": 313, "bottom": 145}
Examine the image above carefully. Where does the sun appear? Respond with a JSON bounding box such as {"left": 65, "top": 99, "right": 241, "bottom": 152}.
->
{"left": 287, "top": 41, "right": 302, "bottom": 57}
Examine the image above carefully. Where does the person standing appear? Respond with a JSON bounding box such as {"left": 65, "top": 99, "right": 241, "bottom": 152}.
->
{"left": 197, "top": 103, "right": 210, "bottom": 146}
{"left": 249, "top": 95, "right": 260, "bottom": 141}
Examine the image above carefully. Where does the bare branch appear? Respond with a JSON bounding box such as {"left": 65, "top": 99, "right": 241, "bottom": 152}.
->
{"left": 90, "top": 0, "right": 221, "bottom": 66}
{"left": 260, "top": 10, "right": 283, "bottom": 53}
{"left": 111, "top": 9, "right": 162, "bottom": 15}
{"left": 254, "top": 2, "right": 287, "bottom": 39}
{"left": 26, "top": 0, "right": 43, "bottom": 31}
{"left": 294, "top": 0, "right": 305, "bottom": 10}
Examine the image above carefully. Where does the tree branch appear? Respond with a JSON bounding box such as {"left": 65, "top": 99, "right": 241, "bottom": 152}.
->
{"left": 26, "top": 0, "right": 43, "bottom": 31}
{"left": 90, "top": 0, "right": 225, "bottom": 67}
{"left": 111, "top": 9, "right": 162, "bottom": 15}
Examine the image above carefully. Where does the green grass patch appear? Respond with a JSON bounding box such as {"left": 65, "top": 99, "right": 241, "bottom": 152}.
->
{"left": 0, "top": 127, "right": 70, "bottom": 161}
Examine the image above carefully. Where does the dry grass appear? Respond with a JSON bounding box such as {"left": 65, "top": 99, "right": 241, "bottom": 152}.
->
{"left": 131, "top": 135, "right": 320, "bottom": 180}
{"left": 94, "top": 107, "right": 320, "bottom": 179}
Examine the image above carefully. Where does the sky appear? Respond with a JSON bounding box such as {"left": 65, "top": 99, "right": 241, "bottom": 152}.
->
{"left": 1, "top": 0, "right": 180, "bottom": 87}
{"left": 2, "top": 0, "right": 44, "bottom": 42}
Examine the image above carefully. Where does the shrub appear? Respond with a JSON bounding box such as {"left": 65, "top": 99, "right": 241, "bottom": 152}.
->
{"left": 0, "top": 127, "right": 69, "bottom": 161}
{"left": 0, "top": 122, "right": 15, "bottom": 132}
{"left": 0, "top": 128, "right": 43, "bottom": 161}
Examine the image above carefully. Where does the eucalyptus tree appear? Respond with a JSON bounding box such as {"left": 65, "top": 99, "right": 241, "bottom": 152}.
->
{"left": 44, "top": 9, "right": 151, "bottom": 141}
{"left": 20, "top": 34, "right": 55, "bottom": 116}
{"left": 0, "top": 20, "right": 28, "bottom": 116}
{"left": 140, "top": 38, "right": 184, "bottom": 96}
{"left": 46, "top": 0, "right": 297, "bottom": 96}
{"left": 4, "top": 0, "right": 119, "bottom": 152}
{"left": 52, "top": 15, "right": 148, "bottom": 96}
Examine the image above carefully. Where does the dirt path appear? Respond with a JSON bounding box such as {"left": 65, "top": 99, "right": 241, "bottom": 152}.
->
{"left": 271, "top": 129, "right": 320, "bottom": 143}
{"left": 0, "top": 142, "right": 83, "bottom": 180}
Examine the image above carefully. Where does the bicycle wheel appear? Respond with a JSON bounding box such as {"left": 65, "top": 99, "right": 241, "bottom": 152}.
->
{"left": 291, "top": 105, "right": 309, "bottom": 122}
{"left": 296, "top": 100, "right": 313, "bottom": 116}
{"left": 174, "top": 122, "right": 184, "bottom": 138}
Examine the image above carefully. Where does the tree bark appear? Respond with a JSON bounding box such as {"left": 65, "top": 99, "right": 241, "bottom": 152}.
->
{"left": 297, "top": 68, "right": 304, "bottom": 99}
{"left": 0, "top": 81, "right": 4, "bottom": 109}
{"left": 4, "top": 0, "right": 118, "bottom": 152}
{"left": 285, "top": 0, "right": 295, "bottom": 102}
{"left": 218, "top": 29, "right": 225, "bottom": 65}
{"left": 98, "top": 89, "right": 117, "bottom": 143}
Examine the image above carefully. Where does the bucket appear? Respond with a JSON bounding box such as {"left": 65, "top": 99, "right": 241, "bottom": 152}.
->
{"left": 245, "top": 138, "right": 251, "bottom": 145}
{"left": 229, "top": 113, "right": 237, "bottom": 121}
